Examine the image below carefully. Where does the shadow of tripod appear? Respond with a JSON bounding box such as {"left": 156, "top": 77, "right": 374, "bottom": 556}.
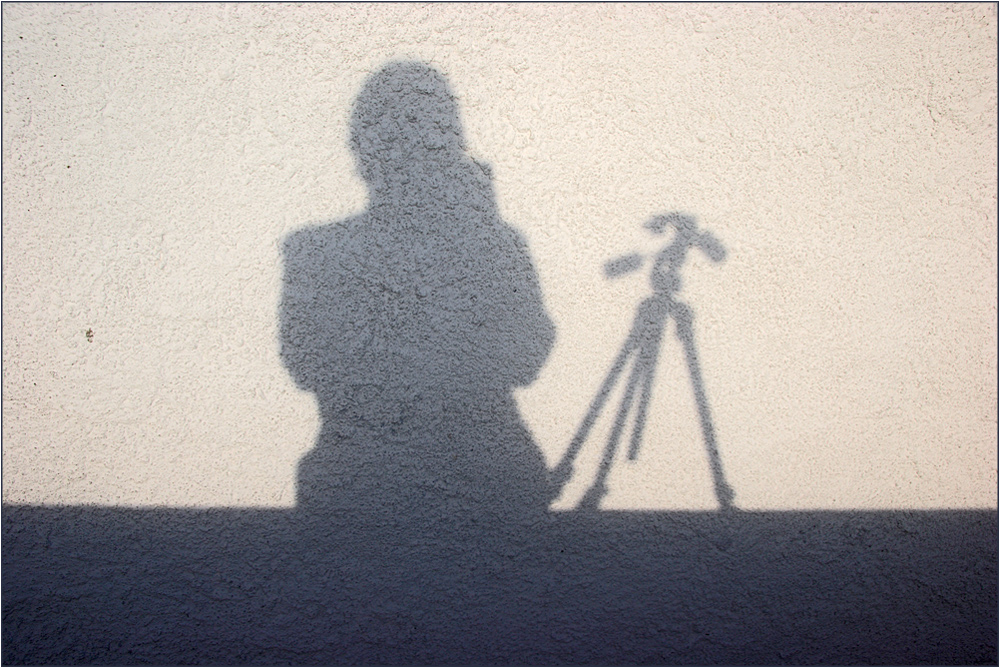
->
{"left": 552, "top": 212, "right": 736, "bottom": 511}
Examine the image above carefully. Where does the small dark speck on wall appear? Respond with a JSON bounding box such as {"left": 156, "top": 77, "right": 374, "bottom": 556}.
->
{"left": 85, "top": 329, "right": 93, "bottom": 343}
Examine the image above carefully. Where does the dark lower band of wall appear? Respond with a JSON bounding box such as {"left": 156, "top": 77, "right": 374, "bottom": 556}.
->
{"left": 3, "top": 505, "right": 996, "bottom": 665}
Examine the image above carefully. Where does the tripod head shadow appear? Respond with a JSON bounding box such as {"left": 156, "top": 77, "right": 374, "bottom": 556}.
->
{"left": 604, "top": 212, "right": 725, "bottom": 297}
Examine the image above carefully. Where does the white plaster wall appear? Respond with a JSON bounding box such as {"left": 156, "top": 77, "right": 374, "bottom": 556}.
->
{"left": 3, "top": 4, "right": 996, "bottom": 510}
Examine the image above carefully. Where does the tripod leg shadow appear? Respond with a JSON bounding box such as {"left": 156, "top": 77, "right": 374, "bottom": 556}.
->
{"left": 671, "top": 300, "right": 735, "bottom": 510}
{"left": 556, "top": 296, "right": 736, "bottom": 512}
{"left": 578, "top": 299, "right": 669, "bottom": 510}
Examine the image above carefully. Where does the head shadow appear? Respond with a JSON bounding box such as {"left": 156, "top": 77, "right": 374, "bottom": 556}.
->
{"left": 279, "top": 61, "right": 556, "bottom": 529}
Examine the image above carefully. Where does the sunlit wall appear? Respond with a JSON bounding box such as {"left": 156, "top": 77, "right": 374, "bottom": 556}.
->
{"left": 3, "top": 4, "right": 996, "bottom": 511}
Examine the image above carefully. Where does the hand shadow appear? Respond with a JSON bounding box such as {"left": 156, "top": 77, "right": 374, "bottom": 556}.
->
{"left": 279, "top": 62, "right": 556, "bottom": 539}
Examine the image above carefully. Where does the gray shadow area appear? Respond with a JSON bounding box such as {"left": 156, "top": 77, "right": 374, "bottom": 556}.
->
{"left": 3, "top": 62, "right": 996, "bottom": 665}
{"left": 280, "top": 62, "right": 556, "bottom": 530}
{"left": 3, "top": 506, "right": 996, "bottom": 665}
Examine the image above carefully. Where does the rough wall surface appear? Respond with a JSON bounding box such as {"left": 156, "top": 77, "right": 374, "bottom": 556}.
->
{"left": 2, "top": 5, "right": 997, "bottom": 665}
{"left": 3, "top": 4, "right": 996, "bottom": 511}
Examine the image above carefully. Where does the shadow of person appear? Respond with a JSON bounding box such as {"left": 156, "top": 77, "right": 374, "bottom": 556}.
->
{"left": 279, "top": 62, "right": 555, "bottom": 549}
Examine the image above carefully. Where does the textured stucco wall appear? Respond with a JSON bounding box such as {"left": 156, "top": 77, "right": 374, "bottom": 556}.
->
{"left": 3, "top": 4, "right": 997, "bottom": 511}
